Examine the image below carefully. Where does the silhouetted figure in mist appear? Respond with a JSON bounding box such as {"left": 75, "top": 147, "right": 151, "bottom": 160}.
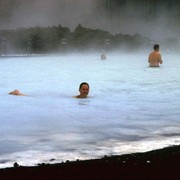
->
{"left": 148, "top": 44, "right": 163, "bottom": 67}
{"left": 101, "top": 54, "right": 106, "bottom": 60}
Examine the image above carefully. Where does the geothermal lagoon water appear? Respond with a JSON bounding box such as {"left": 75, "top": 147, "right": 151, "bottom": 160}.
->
{"left": 0, "top": 53, "right": 180, "bottom": 168}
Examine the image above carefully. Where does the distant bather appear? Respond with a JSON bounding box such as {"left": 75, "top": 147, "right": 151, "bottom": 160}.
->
{"left": 148, "top": 44, "right": 163, "bottom": 67}
{"left": 101, "top": 54, "right": 106, "bottom": 60}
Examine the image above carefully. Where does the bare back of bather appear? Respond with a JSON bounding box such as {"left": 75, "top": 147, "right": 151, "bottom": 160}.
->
{"left": 148, "top": 44, "right": 163, "bottom": 67}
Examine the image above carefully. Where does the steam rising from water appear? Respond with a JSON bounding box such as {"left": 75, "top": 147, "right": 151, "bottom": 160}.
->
{"left": 0, "top": 0, "right": 179, "bottom": 41}
{"left": 0, "top": 0, "right": 97, "bottom": 30}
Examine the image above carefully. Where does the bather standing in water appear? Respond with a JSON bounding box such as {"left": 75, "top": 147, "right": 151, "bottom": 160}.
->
{"left": 148, "top": 44, "right": 163, "bottom": 67}
{"left": 9, "top": 89, "right": 26, "bottom": 96}
{"left": 101, "top": 54, "right": 106, "bottom": 60}
{"left": 74, "top": 82, "right": 89, "bottom": 98}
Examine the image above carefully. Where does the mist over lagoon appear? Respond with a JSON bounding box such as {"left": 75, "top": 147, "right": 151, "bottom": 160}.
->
{"left": 0, "top": 53, "right": 180, "bottom": 168}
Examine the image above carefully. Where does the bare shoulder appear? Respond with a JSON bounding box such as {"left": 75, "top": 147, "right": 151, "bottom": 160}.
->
{"left": 9, "top": 89, "right": 26, "bottom": 96}
{"left": 73, "top": 95, "right": 79, "bottom": 98}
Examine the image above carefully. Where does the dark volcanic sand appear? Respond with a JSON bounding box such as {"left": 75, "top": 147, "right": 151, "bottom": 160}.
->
{"left": 0, "top": 145, "right": 180, "bottom": 180}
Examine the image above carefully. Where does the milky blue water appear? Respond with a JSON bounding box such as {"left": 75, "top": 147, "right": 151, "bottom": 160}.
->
{"left": 0, "top": 53, "right": 180, "bottom": 168}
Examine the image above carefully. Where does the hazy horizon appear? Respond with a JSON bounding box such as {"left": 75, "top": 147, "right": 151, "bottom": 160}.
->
{"left": 0, "top": 0, "right": 180, "bottom": 41}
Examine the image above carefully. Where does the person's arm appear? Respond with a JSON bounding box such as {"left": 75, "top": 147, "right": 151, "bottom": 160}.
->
{"left": 158, "top": 54, "right": 163, "bottom": 64}
{"left": 148, "top": 54, "right": 150, "bottom": 63}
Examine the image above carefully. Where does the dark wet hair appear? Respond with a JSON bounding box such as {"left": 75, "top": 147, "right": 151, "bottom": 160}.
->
{"left": 154, "top": 44, "right": 160, "bottom": 50}
{"left": 79, "top": 82, "right": 89, "bottom": 90}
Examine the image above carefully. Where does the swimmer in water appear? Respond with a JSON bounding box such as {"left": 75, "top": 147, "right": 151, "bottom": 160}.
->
{"left": 9, "top": 89, "right": 26, "bottom": 96}
{"left": 148, "top": 44, "right": 163, "bottom": 67}
{"left": 74, "top": 82, "right": 89, "bottom": 98}
{"left": 101, "top": 54, "right": 106, "bottom": 60}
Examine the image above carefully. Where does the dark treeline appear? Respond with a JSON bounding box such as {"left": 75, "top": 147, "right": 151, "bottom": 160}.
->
{"left": 100, "top": 0, "right": 180, "bottom": 23}
{"left": 101, "top": 0, "right": 180, "bottom": 12}
{"left": 0, "top": 24, "right": 178, "bottom": 55}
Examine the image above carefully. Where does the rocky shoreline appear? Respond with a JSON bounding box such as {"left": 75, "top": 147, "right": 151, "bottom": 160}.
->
{"left": 0, "top": 145, "right": 180, "bottom": 179}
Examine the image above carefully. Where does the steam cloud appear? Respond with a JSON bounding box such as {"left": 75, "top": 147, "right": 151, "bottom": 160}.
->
{"left": 0, "top": 0, "right": 179, "bottom": 41}
{"left": 0, "top": 0, "right": 98, "bottom": 30}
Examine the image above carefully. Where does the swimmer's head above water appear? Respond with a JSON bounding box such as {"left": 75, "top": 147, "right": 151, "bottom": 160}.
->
{"left": 74, "top": 82, "right": 89, "bottom": 98}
